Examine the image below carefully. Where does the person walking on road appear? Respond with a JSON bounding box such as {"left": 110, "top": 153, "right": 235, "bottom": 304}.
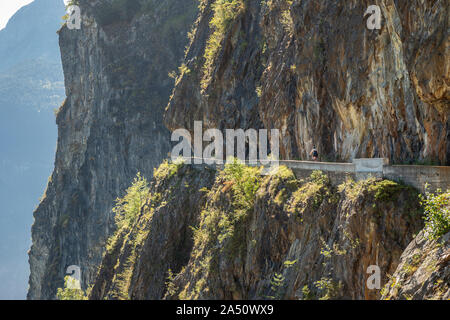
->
{"left": 310, "top": 146, "right": 319, "bottom": 161}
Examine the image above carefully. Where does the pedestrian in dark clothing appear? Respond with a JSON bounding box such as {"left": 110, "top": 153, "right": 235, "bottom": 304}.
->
{"left": 310, "top": 146, "right": 319, "bottom": 161}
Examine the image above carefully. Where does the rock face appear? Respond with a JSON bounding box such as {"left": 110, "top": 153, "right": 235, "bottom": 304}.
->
{"left": 28, "top": 0, "right": 198, "bottom": 300}
{"left": 89, "top": 163, "right": 217, "bottom": 300}
{"left": 29, "top": 0, "right": 449, "bottom": 301}
{"left": 89, "top": 163, "right": 424, "bottom": 300}
{"left": 382, "top": 231, "right": 449, "bottom": 300}
{"left": 165, "top": 0, "right": 449, "bottom": 165}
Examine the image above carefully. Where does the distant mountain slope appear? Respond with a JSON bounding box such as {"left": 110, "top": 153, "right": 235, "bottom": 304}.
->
{"left": 0, "top": 58, "right": 64, "bottom": 112}
{"left": 0, "top": 0, "right": 64, "bottom": 72}
{"left": 0, "top": 0, "right": 65, "bottom": 299}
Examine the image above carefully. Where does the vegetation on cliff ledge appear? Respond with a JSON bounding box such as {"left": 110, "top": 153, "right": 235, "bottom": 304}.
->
{"left": 57, "top": 276, "right": 87, "bottom": 300}
{"left": 72, "top": 160, "right": 434, "bottom": 300}
{"left": 112, "top": 172, "right": 149, "bottom": 230}
{"left": 171, "top": 161, "right": 422, "bottom": 300}
{"left": 202, "top": 0, "right": 245, "bottom": 90}
{"left": 420, "top": 187, "right": 450, "bottom": 240}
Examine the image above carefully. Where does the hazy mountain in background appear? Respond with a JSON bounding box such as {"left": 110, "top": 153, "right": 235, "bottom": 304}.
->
{"left": 0, "top": 0, "right": 63, "bottom": 71}
{"left": 0, "top": 0, "right": 65, "bottom": 299}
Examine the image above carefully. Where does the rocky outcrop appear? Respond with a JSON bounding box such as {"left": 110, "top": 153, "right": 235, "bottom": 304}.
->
{"left": 165, "top": 0, "right": 449, "bottom": 165}
{"left": 89, "top": 163, "right": 217, "bottom": 300}
{"left": 381, "top": 231, "right": 449, "bottom": 300}
{"left": 29, "top": 0, "right": 449, "bottom": 301}
{"left": 89, "top": 162, "right": 424, "bottom": 300}
{"left": 28, "top": 0, "right": 198, "bottom": 299}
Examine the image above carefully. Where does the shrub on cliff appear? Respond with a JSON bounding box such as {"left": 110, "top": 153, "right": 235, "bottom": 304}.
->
{"left": 288, "top": 170, "right": 332, "bottom": 217}
{"left": 202, "top": 0, "right": 245, "bottom": 89}
{"left": 200, "top": 159, "right": 261, "bottom": 255}
{"left": 56, "top": 276, "right": 87, "bottom": 300}
{"left": 153, "top": 159, "right": 184, "bottom": 181}
{"left": 113, "top": 172, "right": 149, "bottom": 229}
{"left": 222, "top": 158, "right": 261, "bottom": 212}
{"left": 420, "top": 186, "right": 450, "bottom": 240}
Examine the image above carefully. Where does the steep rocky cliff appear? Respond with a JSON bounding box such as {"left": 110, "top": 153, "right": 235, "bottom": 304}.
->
{"left": 381, "top": 230, "right": 449, "bottom": 300}
{"left": 165, "top": 0, "right": 449, "bottom": 164}
{"left": 29, "top": 0, "right": 449, "bottom": 300}
{"left": 89, "top": 162, "right": 425, "bottom": 300}
{"left": 28, "top": 0, "right": 198, "bottom": 299}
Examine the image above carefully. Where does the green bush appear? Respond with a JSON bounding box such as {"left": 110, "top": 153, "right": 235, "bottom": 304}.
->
{"left": 420, "top": 186, "right": 450, "bottom": 240}
{"left": 113, "top": 172, "right": 149, "bottom": 229}
{"left": 190, "top": 159, "right": 261, "bottom": 268}
{"left": 339, "top": 177, "right": 410, "bottom": 204}
{"left": 202, "top": 0, "right": 245, "bottom": 89}
{"left": 314, "top": 277, "right": 342, "bottom": 300}
{"left": 302, "top": 285, "right": 313, "bottom": 300}
{"left": 368, "top": 180, "right": 407, "bottom": 202}
{"left": 310, "top": 170, "right": 330, "bottom": 185}
{"left": 165, "top": 269, "right": 178, "bottom": 296}
{"left": 153, "top": 159, "right": 184, "bottom": 181}
{"left": 222, "top": 158, "right": 261, "bottom": 211}
{"left": 288, "top": 170, "right": 331, "bottom": 216}
{"left": 267, "top": 273, "right": 285, "bottom": 299}
{"left": 56, "top": 276, "right": 87, "bottom": 300}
